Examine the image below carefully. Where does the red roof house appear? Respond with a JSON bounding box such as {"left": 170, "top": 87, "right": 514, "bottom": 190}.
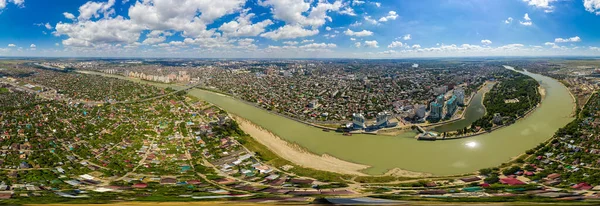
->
{"left": 500, "top": 178, "right": 525, "bottom": 185}
{"left": 132, "top": 183, "right": 148, "bottom": 189}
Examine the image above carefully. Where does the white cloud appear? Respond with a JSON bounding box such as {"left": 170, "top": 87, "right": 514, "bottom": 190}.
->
{"left": 544, "top": 42, "right": 556, "bottom": 46}
{"left": 128, "top": 0, "right": 246, "bottom": 37}
{"left": 352, "top": 0, "right": 364, "bottom": 6}
{"left": 412, "top": 44, "right": 421, "bottom": 49}
{"left": 299, "top": 43, "right": 336, "bottom": 49}
{"left": 259, "top": 0, "right": 342, "bottom": 28}
{"left": 481, "top": 39, "right": 492, "bottom": 45}
{"left": 55, "top": 16, "right": 144, "bottom": 47}
{"left": 349, "top": 21, "right": 362, "bottom": 27}
{"left": 325, "top": 26, "right": 331, "bottom": 31}
{"left": 520, "top": 21, "right": 532, "bottom": 26}
{"left": 344, "top": 29, "right": 373, "bottom": 37}
{"left": 35, "top": 22, "right": 54, "bottom": 30}
{"left": 237, "top": 38, "right": 258, "bottom": 49}
{"left": 350, "top": 38, "right": 356, "bottom": 41}
{"left": 497, "top": 44, "right": 524, "bottom": 50}
{"left": 30, "top": 44, "right": 36, "bottom": 48}
{"left": 142, "top": 30, "right": 172, "bottom": 45}
{"left": 373, "top": 2, "right": 381, "bottom": 7}
{"left": 56, "top": 0, "right": 250, "bottom": 48}
{"left": 78, "top": 0, "right": 116, "bottom": 21}
{"left": 523, "top": 0, "right": 555, "bottom": 8}
{"left": 0, "top": 0, "right": 24, "bottom": 9}
{"left": 522, "top": 0, "right": 556, "bottom": 12}
{"left": 504, "top": 17, "right": 513, "bottom": 24}
{"left": 378, "top": 11, "right": 398, "bottom": 22}
{"left": 260, "top": 25, "right": 319, "bottom": 40}
{"left": 584, "top": 0, "right": 600, "bottom": 15}
{"left": 219, "top": 11, "right": 274, "bottom": 37}
{"left": 519, "top": 13, "right": 532, "bottom": 26}
{"left": 364, "top": 15, "right": 378, "bottom": 24}
{"left": 7, "top": 44, "right": 16, "bottom": 47}
{"left": 555, "top": 36, "right": 581, "bottom": 43}
{"left": 283, "top": 41, "right": 298, "bottom": 45}
{"left": 402, "top": 34, "right": 411, "bottom": 40}
{"left": 354, "top": 42, "right": 361, "bottom": 48}
{"left": 63, "top": 12, "right": 76, "bottom": 20}
{"left": 339, "top": 6, "right": 357, "bottom": 16}
{"left": 301, "top": 39, "right": 314, "bottom": 43}
{"left": 387, "top": 41, "right": 403, "bottom": 48}
{"left": 364, "top": 40, "right": 379, "bottom": 48}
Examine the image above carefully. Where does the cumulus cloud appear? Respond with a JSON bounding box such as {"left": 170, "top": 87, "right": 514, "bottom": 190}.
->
{"left": 63, "top": 12, "right": 76, "bottom": 20}
{"left": 54, "top": 0, "right": 256, "bottom": 49}
{"left": 584, "top": 0, "right": 600, "bottom": 15}
{"left": 555, "top": 36, "right": 581, "bottom": 43}
{"left": 219, "top": 11, "right": 273, "bottom": 37}
{"left": 352, "top": 0, "right": 364, "bottom": 5}
{"left": 7, "top": 44, "right": 16, "bottom": 47}
{"left": 55, "top": 16, "right": 143, "bottom": 47}
{"left": 283, "top": 41, "right": 298, "bottom": 45}
{"left": 30, "top": 44, "right": 36, "bottom": 48}
{"left": 0, "top": 0, "right": 24, "bottom": 10}
{"left": 387, "top": 41, "right": 403, "bottom": 48}
{"left": 354, "top": 42, "right": 361, "bottom": 48}
{"left": 412, "top": 44, "right": 421, "bottom": 49}
{"left": 481, "top": 39, "right": 492, "bottom": 45}
{"left": 522, "top": 0, "right": 556, "bottom": 12}
{"left": 364, "top": 15, "right": 378, "bottom": 24}
{"left": 402, "top": 34, "right": 411, "bottom": 40}
{"left": 364, "top": 40, "right": 379, "bottom": 48}
{"left": 236, "top": 38, "right": 258, "bottom": 49}
{"left": 344, "top": 29, "right": 373, "bottom": 37}
{"left": 260, "top": 25, "right": 319, "bottom": 40}
{"left": 519, "top": 13, "right": 532, "bottom": 26}
{"left": 128, "top": 0, "right": 246, "bottom": 37}
{"left": 299, "top": 43, "right": 336, "bottom": 49}
{"left": 259, "top": 0, "right": 342, "bottom": 28}
{"left": 378, "top": 11, "right": 398, "bottom": 22}
{"left": 142, "top": 30, "right": 173, "bottom": 45}
{"left": 504, "top": 17, "right": 513, "bottom": 24}
{"left": 78, "top": 0, "right": 116, "bottom": 21}
{"left": 35, "top": 22, "right": 53, "bottom": 30}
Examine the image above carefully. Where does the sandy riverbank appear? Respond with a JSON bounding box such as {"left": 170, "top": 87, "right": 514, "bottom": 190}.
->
{"left": 234, "top": 115, "right": 433, "bottom": 178}
{"left": 233, "top": 116, "right": 370, "bottom": 176}
{"left": 539, "top": 85, "right": 546, "bottom": 99}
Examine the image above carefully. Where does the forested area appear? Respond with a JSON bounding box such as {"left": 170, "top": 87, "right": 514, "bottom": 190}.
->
{"left": 470, "top": 71, "right": 541, "bottom": 131}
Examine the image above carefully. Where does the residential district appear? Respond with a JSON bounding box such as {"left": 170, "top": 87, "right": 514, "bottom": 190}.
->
{"left": 1, "top": 59, "right": 600, "bottom": 205}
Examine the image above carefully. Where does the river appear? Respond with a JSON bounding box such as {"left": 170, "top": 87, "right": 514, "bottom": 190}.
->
{"left": 81, "top": 67, "right": 575, "bottom": 176}
{"left": 432, "top": 82, "right": 495, "bottom": 133}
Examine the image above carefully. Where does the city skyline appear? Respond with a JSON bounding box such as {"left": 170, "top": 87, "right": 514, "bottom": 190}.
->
{"left": 0, "top": 0, "right": 600, "bottom": 58}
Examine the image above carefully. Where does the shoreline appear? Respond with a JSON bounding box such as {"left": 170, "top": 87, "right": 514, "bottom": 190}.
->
{"left": 232, "top": 115, "right": 371, "bottom": 176}
{"left": 377, "top": 81, "right": 494, "bottom": 136}
{"left": 233, "top": 115, "right": 433, "bottom": 178}
{"left": 432, "top": 74, "right": 544, "bottom": 140}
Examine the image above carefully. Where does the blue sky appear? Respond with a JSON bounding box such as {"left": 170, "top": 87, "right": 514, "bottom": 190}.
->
{"left": 0, "top": 0, "right": 600, "bottom": 58}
